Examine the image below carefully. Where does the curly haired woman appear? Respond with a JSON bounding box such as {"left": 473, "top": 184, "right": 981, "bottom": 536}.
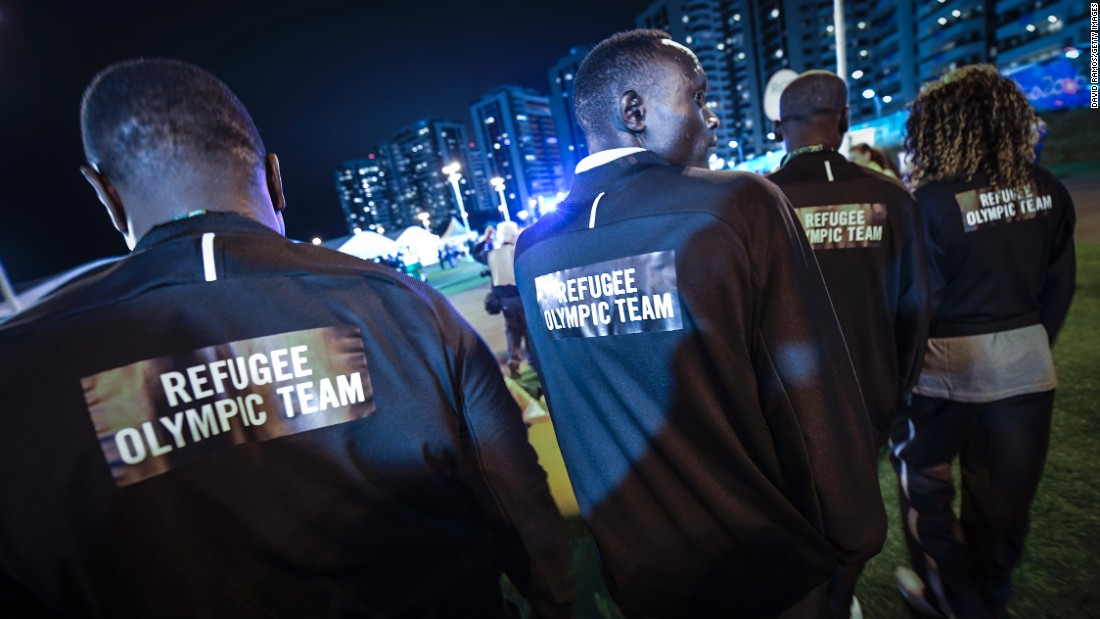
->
{"left": 891, "top": 64, "right": 1076, "bottom": 619}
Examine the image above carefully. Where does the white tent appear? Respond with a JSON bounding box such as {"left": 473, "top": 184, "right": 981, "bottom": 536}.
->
{"left": 394, "top": 226, "right": 442, "bottom": 266}
{"left": 440, "top": 217, "right": 477, "bottom": 246}
{"left": 335, "top": 231, "right": 400, "bottom": 260}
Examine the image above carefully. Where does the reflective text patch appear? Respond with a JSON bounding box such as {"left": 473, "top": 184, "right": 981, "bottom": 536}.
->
{"left": 955, "top": 184, "right": 1053, "bottom": 232}
{"left": 82, "top": 326, "right": 374, "bottom": 487}
{"left": 534, "top": 250, "right": 682, "bottom": 340}
{"left": 795, "top": 203, "right": 887, "bottom": 249}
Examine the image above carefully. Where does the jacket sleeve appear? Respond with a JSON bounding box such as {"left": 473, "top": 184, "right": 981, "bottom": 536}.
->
{"left": 1039, "top": 178, "right": 1077, "bottom": 343}
{"left": 448, "top": 306, "right": 575, "bottom": 619}
{"left": 894, "top": 195, "right": 931, "bottom": 404}
{"left": 749, "top": 185, "right": 887, "bottom": 566}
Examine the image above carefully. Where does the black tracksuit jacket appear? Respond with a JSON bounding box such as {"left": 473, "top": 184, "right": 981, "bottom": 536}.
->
{"left": 913, "top": 166, "right": 1075, "bottom": 341}
{"left": 0, "top": 213, "right": 573, "bottom": 618}
{"left": 768, "top": 150, "right": 931, "bottom": 444}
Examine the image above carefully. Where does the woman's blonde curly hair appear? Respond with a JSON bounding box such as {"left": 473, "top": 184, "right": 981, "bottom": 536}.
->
{"left": 904, "top": 64, "right": 1039, "bottom": 190}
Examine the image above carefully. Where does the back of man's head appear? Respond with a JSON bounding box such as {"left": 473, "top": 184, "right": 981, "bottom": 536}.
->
{"left": 779, "top": 71, "right": 847, "bottom": 125}
{"left": 778, "top": 71, "right": 849, "bottom": 151}
{"left": 496, "top": 221, "right": 519, "bottom": 244}
{"left": 573, "top": 28, "right": 677, "bottom": 141}
{"left": 81, "top": 58, "right": 265, "bottom": 192}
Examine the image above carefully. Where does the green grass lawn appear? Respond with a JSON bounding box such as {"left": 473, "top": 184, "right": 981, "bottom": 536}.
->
{"left": 424, "top": 259, "right": 489, "bottom": 296}
{"left": 859, "top": 250, "right": 1100, "bottom": 618}
{"left": 510, "top": 243, "right": 1100, "bottom": 618}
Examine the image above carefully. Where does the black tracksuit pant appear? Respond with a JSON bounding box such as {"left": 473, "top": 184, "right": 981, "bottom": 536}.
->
{"left": 890, "top": 390, "right": 1054, "bottom": 619}
{"left": 498, "top": 291, "right": 527, "bottom": 370}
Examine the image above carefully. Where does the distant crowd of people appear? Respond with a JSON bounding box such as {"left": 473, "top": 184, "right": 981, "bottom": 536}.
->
{"left": 437, "top": 243, "right": 469, "bottom": 269}
{"left": 0, "top": 26, "right": 1074, "bottom": 619}
{"left": 372, "top": 251, "right": 428, "bottom": 282}
{"left": 848, "top": 142, "right": 901, "bottom": 179}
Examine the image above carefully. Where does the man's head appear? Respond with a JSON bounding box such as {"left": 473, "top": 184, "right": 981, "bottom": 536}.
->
{"left": 775, "top": 70, "right": 849, "bottom": 151}
{"left": 80, "top": 58, "right": 285, "bottom": 249}
{"left": 497, "top": 221, "right": 519, "bottom": 245}
{"left": 573, "top": 29, "right": 719, "bottom": 168}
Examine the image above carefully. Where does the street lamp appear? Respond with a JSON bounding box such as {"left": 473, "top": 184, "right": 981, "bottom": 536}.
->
{"left": 442, "top": 162, "right": 470, "bottom": 234}
{"left": 490, "top": 176, "right": 510, "bottom": 222}
{"left": 862, "top": 88, "right": 882, "bottom": 118}
{"left": 728, "top": 139, "right": 744, "bottom": 164}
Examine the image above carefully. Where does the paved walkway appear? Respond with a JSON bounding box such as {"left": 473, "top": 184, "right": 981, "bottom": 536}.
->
{"left": 427, "top": 261, "right": 506, "bottom": 358}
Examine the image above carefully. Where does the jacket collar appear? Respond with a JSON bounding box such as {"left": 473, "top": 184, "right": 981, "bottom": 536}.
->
{"left": 780, "top": 144, "right": 839, "bottom": 168}
{"left": 777, "top": 148, "right": 851, "bottom": 179}
{"left": 566, "top": 150, "right": 671, "bottom": 204}
{"left": 136, "top": 212, "right": 280, "bottom": 251}
{"left": 574, "top": 147, "right": 647, "bottom": 174}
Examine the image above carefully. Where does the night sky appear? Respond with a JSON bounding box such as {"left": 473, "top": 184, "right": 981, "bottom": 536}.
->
{"left": 0, "top": 0, "right": 652, "bottom": 283}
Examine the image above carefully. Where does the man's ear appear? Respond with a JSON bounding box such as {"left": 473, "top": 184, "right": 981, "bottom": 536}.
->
{"left": 773, "top": 119, "right": 783, "bottom": 142}
{"left": 265, "top": 153, "right": 285, "bottom": 214}
{"left": 80, "top": 165, "right": 129, "bottom": 237}
{"left": 839, "top": 107, "right": 850, "bottom": 135}
{"left": 620, "top": 89, "right": 646, "bottom": 134}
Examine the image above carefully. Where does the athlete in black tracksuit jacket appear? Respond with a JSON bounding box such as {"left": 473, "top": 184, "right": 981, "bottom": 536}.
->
{"left": 768, "top": 147, "right": 930, "bottom": 619}
{"left": 0, "top": 213, "right": 574, "bottom": 618}
{"left": 890, "top": 165, "right": 1075, "bottom": 618}
{"left": 514, "top": 150, "right": 886, "bottom": 619}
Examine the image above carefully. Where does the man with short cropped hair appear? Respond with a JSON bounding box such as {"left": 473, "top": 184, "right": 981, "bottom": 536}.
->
{"left": 514, "top": 30, "right": 886, "bottom": 619}
{"left": 0, "top": 58, "right": 573, "bottom": 618}
{"left": 768, "top": 70, "right": 930, "bottom": 619}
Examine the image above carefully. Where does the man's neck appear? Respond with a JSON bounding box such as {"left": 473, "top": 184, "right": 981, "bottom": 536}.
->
{"left": 780, "top": 143, "right": 837, "bottom": 168}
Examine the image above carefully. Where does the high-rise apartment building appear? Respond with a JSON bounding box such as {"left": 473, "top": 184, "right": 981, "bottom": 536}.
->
{"left": 917, "top": 0, "right": 1090, "bottom": 75}
{"left": 639, "top": 0, "right": 891, "bottom": 164}
{"left": 470, "top": 86, "right": 565, "bottom": 221}
{"left": 916, "top": 0, "right": 989, "bottom": 82}
{"left": 636, "top": 0, "right": 1087, "bottom": 165}
{"left": 381, "top": 118, "right": 480, "bottom": 234}
{"left": 547, "top": 46, "right": 592, "bottom": 187}
{"left": 994, "top": 0, "right": 1090, "bottom": 67}
{"left": 868, "top": 0, "right": 919, "bottom": 117}
{"left": 463, "top": 142, "right": 497, "bottom": 217}
{"left": 334, "top": 155, "right": 401, "bottom": 235}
